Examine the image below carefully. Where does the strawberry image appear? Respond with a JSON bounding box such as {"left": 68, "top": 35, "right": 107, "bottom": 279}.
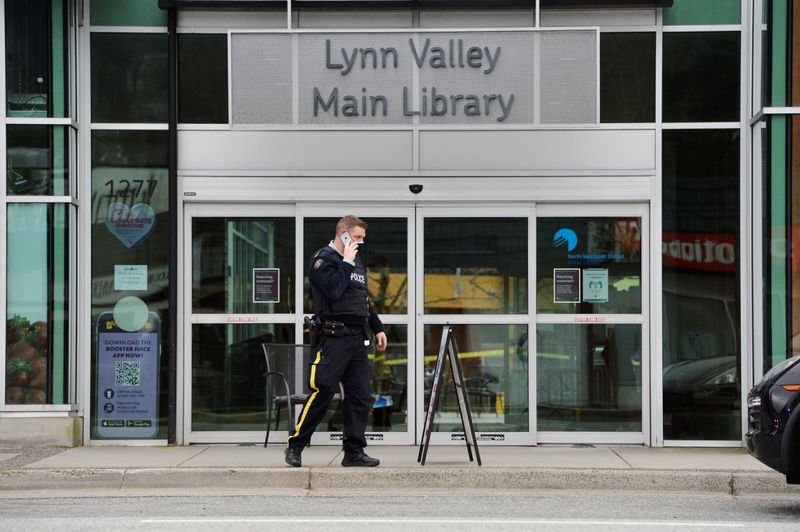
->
{"left": 5, "top": 386, "right": 24, "bottom": 404}
{"left": 6, "top": 315, "right": 30, "bottom": 345}
{"left": 28, "top": 321, "right": 48, "bottom": 349}
{"left": 29, "top": 355, "right": 47, "bottom": 376}
{"left": 25, "top": 389, "right": 46, "bottom": 404}
{"left": 9, "top": 340, "right": 38, "bottom": 361}
{"left": 30, "top": 371, "right": 47, "bottom": 391}
{"left": 7, "top": 359, "right": 30, "bottom": 387}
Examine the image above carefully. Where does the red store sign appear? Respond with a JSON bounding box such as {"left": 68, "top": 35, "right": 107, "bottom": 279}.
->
{"left": 662, "top": 232, "right": 736, "bottom": 272}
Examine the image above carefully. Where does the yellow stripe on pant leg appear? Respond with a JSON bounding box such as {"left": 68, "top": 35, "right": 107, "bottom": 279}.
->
{"left": 287, "top": 350, "right": 322, "bottom": 445}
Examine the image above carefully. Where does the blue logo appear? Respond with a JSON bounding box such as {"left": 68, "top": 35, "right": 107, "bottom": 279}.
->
{"left": 553, "top": 228, "right": 578, "bottom": 252}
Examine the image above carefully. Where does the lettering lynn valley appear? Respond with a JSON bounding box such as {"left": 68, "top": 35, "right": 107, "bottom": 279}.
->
{"left": 314, "top": 38, "right": 515, "bottom": 122}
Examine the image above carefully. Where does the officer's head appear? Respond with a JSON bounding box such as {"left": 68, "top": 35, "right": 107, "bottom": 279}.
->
{"left": 335, "top": 215, "right": 367, "bottom": 247}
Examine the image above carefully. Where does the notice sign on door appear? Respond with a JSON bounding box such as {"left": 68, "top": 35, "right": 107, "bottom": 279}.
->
{"left": 583, "top": 268, "right": 609, "bottom": 303}
{"left": 554, "top": 268, "right": 581, "bottom": 303}
{"left": 253, "top": 268, "right": 280, "bottom": 304}
{"left": 95, "top": 312, "right": 160, "bottom": 439}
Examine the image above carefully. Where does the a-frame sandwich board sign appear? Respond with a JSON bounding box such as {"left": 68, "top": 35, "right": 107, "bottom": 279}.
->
{"left": 418, "top": 325, "right": 482, "bottom": 466}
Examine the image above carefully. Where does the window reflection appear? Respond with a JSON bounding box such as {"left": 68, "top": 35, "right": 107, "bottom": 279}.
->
{"left": 537, "top": 324, "right": 642, "bottom": 432}
{"left": 663, "top": 32, "right": 740, "bottom": 122}
{"left": 600, "top": 33, "right": 655, "bottom": 123}
{"left": 423, "top": 324, "right": 528, "bottom": 433}
{"left": 91, "top": 33, "right": 168, "bottom": 123}
{"left": 6, "top": 125, "right": 69, "bottom": 196}
{"left": 192, "top": 218, "right": 295, "bottom": 315}
{"left": 369, "top": 325, "right": 408, "bottom": 432}
{"left": 424, "top": 218, "right": 528, "bottom": 315}
{"left": 537, "top": 217, "right": 642, "bottom": 314}
{"left": 6, "top": 204, "right": 69, "bottom": 405}
{"left": 662, "top": 129, "right": 741, "bottom": 440}
{"left": 179, "top": 34, "right": 229, "bottom": 124}
{"left": 90, "top": 130, "right": 169, "bottom": 439}
{"left": 5, "top": 0, "right": 68, "bottom": 117}
{"left": 192, "top": 324, "right": 294, "bottom": 431}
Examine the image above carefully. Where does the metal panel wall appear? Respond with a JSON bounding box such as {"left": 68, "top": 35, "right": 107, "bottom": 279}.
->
{"left": 418, "top": 130, "right": 655, "bottom": 171}
{"left": 178, "top": 130, "right": 414, "bottom": 171}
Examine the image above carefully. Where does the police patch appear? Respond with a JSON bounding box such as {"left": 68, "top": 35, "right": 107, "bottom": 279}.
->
{"left": 314, "top": 259, "right": 323, "bottom": 269}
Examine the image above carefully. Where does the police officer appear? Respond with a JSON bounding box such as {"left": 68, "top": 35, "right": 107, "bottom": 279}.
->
{"left": 285, "top": 215, "right": 387, "bottom": 467}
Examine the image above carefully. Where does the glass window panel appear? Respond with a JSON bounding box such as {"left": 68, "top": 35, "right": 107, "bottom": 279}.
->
{"left": 600, "top": 33, "right": 655, "bottom": 123}
{"left": 762, "top": 116, "right": 790, "bottom": 370}
{"left": 90, "top": 130, "right": 169, "bottom": 439}
{"left": 6, "top": 204, "right": 69, "bottom": 405}
{"left": 663, "top": 32, "right": 740, "bottom": 123}
{"left": 192, "top": 324, "right": 294, "bottom": 432}
{"left": 192, "top": 218, "right": 295, "bottom": 314}
{"left": 369, "top": 324, "right": 408, "bottom": 432}
{"left": 5, "top": 0, "right": 68, "bottom": 117}
{"left": 179, "top": 34, "right": 229, "bottom": 124}
{"left": 663, "top": 0, "right": 741, "bottom": 26}
{"left": 303, "top": 217, "right": 409, "bottom": 315}
{"left": 537, "top": 217, "right": 642, "bottom": 315}
{"left": 537, "top": 324, "right": 642, "bottom": 432}
{"left": 424, "top": 218, "right": 527, "bottom": 315}
{"left": 90, "top": 0, "right": 167, "bottom": 27}
{"left": 761, "top": 1, "right": 800, "bottom": 109}
{"left": 662, "top": 129, "right": 741, "bottom": 440}
{"left": 91, "top": 33, "right": 168, "bottom": 123}
{"left": 423, "top": 324, "right": 528, "bottom": 433}
{"left": 6, "top": 125, "right": 69, "bottom": 196}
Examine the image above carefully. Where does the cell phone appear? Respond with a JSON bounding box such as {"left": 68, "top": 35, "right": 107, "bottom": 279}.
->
{"left": 340, "top": 231, "right": 352, "bottom": 246}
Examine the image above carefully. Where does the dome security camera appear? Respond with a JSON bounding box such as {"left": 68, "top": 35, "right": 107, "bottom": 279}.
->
{"left": 409, "top": 184, "right": 423, "bottom": 194}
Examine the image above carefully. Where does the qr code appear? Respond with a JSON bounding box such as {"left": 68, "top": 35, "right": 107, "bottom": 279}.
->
{"left": 115, "top": 361, "right": 141, "bottom": 386}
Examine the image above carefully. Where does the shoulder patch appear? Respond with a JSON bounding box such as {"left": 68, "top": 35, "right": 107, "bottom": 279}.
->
{"left": 314, "top": 258, "right": 323, "bottom": 269}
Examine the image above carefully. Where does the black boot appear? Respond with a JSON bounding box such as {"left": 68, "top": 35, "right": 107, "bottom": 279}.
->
{"left": 285, "top": 447, "right": 302, "bottom": 467}
{"left": 341, "top": 451, "right": 380, "bottom": 467}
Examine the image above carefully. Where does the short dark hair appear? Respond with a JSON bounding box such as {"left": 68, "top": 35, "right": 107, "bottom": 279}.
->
{"left": 335, "top": 215, "right": 367, "bottom": 237}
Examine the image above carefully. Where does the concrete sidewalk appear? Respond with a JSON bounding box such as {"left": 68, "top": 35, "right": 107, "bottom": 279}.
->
{"left": 0, "top": 444, "right": 797, "bottom": 495}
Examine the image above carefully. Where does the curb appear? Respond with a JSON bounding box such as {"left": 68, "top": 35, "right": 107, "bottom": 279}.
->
{"left": 1, "top": 468, "right": 797, "bottom": 495}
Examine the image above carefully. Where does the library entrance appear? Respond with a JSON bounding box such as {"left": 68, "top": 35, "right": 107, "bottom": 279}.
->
{"left": 182, "top": 202, "right": 648, "bottom": 445}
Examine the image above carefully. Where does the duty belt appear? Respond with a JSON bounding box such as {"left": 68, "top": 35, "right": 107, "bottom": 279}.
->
{"left": 322, "top": 320, "right": 366, "bottom": 337}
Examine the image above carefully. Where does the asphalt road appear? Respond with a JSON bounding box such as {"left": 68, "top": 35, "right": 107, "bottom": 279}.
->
{"left": 0, "top": 489, "right": 798, "bottom": 531}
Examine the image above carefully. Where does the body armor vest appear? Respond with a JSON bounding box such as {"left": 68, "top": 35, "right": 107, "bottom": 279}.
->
{"left": 311, "top": 247, "right": 369, "bottom": 320}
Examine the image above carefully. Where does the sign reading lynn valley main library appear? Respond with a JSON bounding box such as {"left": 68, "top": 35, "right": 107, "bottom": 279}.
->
{"left": 318, "top": 37, "right": 514, "bottom": 121}
{"left": 230, "top": 30, "right": 598, "bottom": 126}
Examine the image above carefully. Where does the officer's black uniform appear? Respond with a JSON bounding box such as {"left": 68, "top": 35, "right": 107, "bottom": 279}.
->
{"left": 286, "top": 243, "right": 384, "bottom": 457}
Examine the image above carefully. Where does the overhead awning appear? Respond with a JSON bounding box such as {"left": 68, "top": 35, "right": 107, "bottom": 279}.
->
{"left": 159, "top": 0, "right": 673, "bottom": 9}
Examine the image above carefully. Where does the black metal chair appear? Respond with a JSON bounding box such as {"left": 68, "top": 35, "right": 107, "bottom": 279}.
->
{"left": 262, "top": 343, "right": 307, "bottom": 447}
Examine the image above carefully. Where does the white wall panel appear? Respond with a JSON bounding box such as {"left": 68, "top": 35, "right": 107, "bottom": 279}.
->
{"left": 298, "top": 11, "right": 413, "bottom": 28}
{"left": 541, "top": 9, "right": 656, "bottom": 27}
{"left": 177, "top": 11, "right": 285, "bottom": 29}
{"left": 419, "top": 130, "right": 655, "bottom": 172}
{"left": 178, "top": 131, "right": 413, "bottom": 172}
{"left": 419, "top": 10, "right": 535, "bottom": 28}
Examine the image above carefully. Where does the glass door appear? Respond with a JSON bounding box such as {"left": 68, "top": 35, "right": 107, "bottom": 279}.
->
{"left": 182, "top": 204, "right": 415, "bottom": 444}
{"left": 535, "top": 204, "right": 649, "bottom": 444}
{"left": 416, "top": 206, "right": 534, "bottom": 445}
{"left": 183, "top": 204, "right": 297, "bottom": 444}
{"left": 298, "top": 205, "right": 416, "bottom": 445}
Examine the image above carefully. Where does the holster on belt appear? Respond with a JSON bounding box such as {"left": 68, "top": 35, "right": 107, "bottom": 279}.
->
{"left": 304, "top": 315, "right": 323, "bottom": 346}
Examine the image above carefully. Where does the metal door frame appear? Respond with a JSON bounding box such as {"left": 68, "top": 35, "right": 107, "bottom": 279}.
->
{"left": 415, "top": 204, "right": 536, "bottom": 445}
{"left": 535, "top": 202, "right": 650, "bottom": 445}
{"left": 182, "top": 203, "right": 416, "bottom": 445}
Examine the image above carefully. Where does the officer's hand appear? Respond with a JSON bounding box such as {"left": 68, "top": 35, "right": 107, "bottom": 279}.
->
{"left": 343, "top": 240, "right": 359, "bottom": 262}
{"left": 375, "top": 332, "right": 388, "bottom": 352}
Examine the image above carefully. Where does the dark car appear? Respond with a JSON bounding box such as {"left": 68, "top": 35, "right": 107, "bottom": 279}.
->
{"left": 745, "top": 356, "right": 800, "bottom": 484}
